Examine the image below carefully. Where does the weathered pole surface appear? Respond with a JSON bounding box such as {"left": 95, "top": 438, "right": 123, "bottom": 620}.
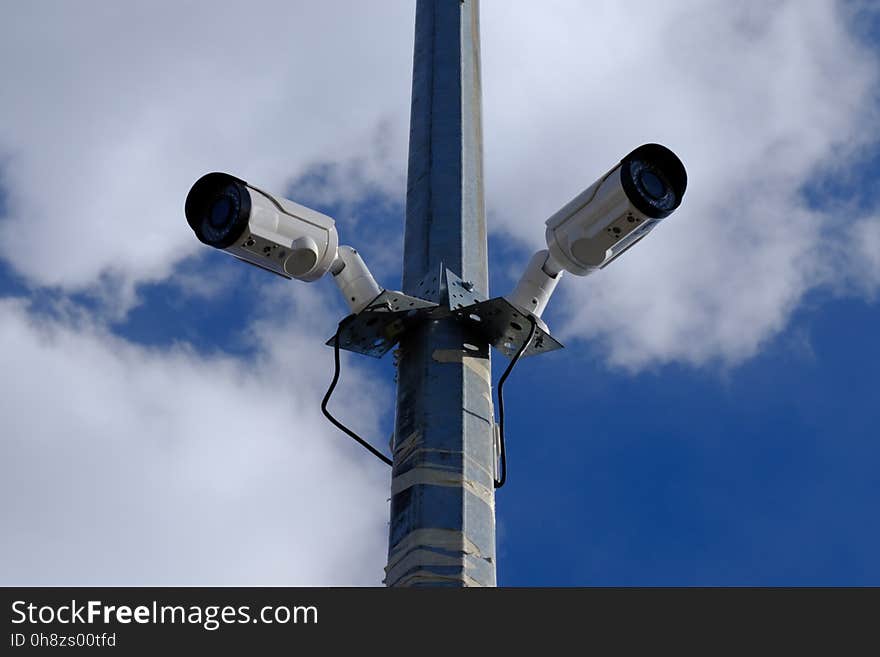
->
{"left": 385, "top": 0, "right": 496, "bottom": 587}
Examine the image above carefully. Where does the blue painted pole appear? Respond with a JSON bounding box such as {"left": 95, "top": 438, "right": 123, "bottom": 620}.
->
{"left": 384, "top": 0, "right": 496, "bottom": 587}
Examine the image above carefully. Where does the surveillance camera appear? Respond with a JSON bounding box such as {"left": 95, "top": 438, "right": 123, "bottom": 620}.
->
{"left": 545, "top": 143, "right": 687, "bottom": 276}
{"left": 185, "top": 172, "right": 339, "bottom": 282}
{"left": 507, "top": 144, "right": 687, "bottom": 319}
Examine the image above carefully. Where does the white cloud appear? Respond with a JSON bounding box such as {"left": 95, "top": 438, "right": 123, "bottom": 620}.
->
{"left": 851, "top": 214, "right": 880, "bottom": 298}
{"left": 479, "top": 0, "right": 880, "bottom": 368}
{"left": 0, "top": 1, "right": 414, "bottom": 312}
{"left": 0, "top": 290, "right": 390, "bottom": 585}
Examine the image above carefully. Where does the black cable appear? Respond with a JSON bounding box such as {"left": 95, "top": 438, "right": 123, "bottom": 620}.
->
{"left": 321, "top": 316, "right": 393, "bottom": 467}
{"left": 494, "top": 315, "right": 538, "bottom": 489}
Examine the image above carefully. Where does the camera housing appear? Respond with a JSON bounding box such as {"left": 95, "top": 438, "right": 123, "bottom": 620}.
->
{"left": 508, "top": 144, "right": 686, "bottom": 318}
{"left": 545, "top": 143, "right": 686, "bottom": 276}
{"left": 185, "top": 172, "right": 339, "bottom": 282}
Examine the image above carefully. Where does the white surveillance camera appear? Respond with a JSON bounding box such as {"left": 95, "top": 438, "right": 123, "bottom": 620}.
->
{"left": 508, "top": 144, "right": 686, "bottom": 318}
{"left": 185, "top": 172, "right": 384, "bottom": 315}
{"left": 185, "top": 172, "right": 339, "bottom": 282}
{"left": 545, "top": 143, "right": 686, "bottom": 276}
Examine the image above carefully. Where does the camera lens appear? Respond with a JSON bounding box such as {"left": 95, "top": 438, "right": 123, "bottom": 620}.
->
{"left": 185, "top": 173, "right": 251, "bottom": 249}
{"left": 639, "top": 170, "right": 667, "bottom": 200}
{"left": 209, "top": 195, "right": 235, "bottom": 229}
{"left": 620, "top": 144, "right": 687, "bottom": 219}
{"left": 201, "top": 183, "right": 241, "bottom": 243}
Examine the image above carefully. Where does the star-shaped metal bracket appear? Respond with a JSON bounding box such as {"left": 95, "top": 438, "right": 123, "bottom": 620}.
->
{"left": 326, "top": 268, "right": 564, "bottom": 360}
{"left": 325, "top": 289, "right": 439, "bottom": 358}
{"left": 444, "top": 269, "right": 563, "bottom": 359}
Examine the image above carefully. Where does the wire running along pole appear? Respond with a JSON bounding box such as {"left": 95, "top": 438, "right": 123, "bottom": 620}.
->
{"left": 494, "top": 316, "right": 537, "bottom": 489}
{"left": 321, "top": 316, "right": 393, "bottom": 467}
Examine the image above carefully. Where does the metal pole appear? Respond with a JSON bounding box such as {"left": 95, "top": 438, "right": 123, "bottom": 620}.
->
{"left": 384, "top": 0, "right": 495, "bottom": 587}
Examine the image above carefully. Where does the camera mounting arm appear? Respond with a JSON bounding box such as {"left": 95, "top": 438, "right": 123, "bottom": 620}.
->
{"left": 330, "top": 246, "right": 382, "bottom": 314}
{"left": 506, "top": 249, "right": 564, "bottom": 319}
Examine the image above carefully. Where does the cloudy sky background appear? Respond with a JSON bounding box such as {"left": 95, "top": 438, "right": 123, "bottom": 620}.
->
{"left": 1, "top": 0, "right": 878, "bottom": 585}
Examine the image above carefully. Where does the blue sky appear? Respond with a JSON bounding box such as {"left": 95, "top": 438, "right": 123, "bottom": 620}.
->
{"left": 1, "top": 1, "right": 879, "bottom": 585}
{"left": 498, "top": 293, "right": 880, "bottom": 584}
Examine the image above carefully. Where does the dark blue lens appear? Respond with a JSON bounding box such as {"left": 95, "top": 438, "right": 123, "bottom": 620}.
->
{"left": 209, "top": 196, "right": 234, "bottom": 229}
{"left": 640, "top": 170, "right": 666, "bottom": 199}
{"left": 619, "top": 145, "right": 686, "bottom": 219}
{"left": 186, "top": 173, "right": 250, "bottom": 248}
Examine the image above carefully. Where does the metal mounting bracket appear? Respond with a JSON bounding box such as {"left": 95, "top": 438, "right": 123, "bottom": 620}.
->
{"left": 441, "top": 268, "right": 563, "bottom": 358}
{"left": 326, "top": 268, "right": 563, "bottom": 360}
{"left": 451, "top": 296, "right": 564, "bottom": 359}
{"left": 325, "top": 289, "right": 438, "bottom": 358}
{"left": 444, "top": 268, "right": 487, "bottom": 310}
